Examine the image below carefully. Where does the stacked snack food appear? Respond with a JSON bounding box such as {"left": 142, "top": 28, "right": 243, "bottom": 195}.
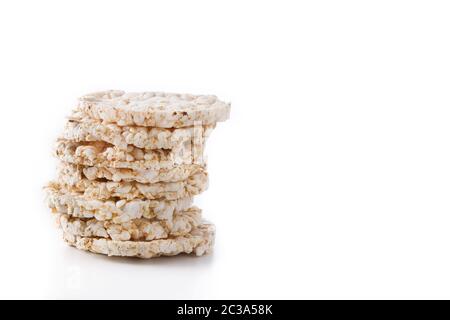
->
{"left": 45, "top": 90, "right": 230, "bottom": 258}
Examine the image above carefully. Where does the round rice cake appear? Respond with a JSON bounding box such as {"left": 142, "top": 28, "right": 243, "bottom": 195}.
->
{"left": 55, "top": 206, "right": 202, "bottom": 241}
{"left": 58, "top": 162, "right": 206, "bottom": 184}
{"left": 75, "top": 90, "right": 230, "bottom": 128}
{"left": 63, "top": 116, "right": 215, "bottom": 151}
{"left": 54, "top": 168, "right": 208, "bottom": 201}
{"left": 62, "top": 223, "right": 215, "bottom": 258}
{"left": 46, "top": 184, "right": 193, "bottom": 222}
{"left": 55, "top": 139, "right": 205, "bottom": 170}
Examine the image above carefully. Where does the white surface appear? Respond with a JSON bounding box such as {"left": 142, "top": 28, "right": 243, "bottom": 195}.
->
{"left": 1, "top": 0, "right": 450, "bottom": 299}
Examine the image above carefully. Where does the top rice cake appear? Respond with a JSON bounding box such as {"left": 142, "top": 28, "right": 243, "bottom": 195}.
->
{"left": 75, "top": 90, "right": 231, "bottom": 128}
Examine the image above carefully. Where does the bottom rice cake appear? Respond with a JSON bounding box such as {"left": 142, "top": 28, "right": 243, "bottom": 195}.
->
{"left": 62, "top": 223, "right": 215, "bottom": 258}
{"left": 55, "top": 207, "right": 202, "bottom": 241}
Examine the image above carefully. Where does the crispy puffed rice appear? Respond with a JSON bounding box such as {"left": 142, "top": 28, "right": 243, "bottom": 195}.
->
{"left": 54, "top": 168, "right": 208, "bottom": 200}
{"left": 62, "top": 223, "right": 215, "bottom": 258}
{"left": 62, "top": 116, "right": 214, "bottom": 151}
{"left": 55, "top": 139, "right": 205, "bottom": 169}
{"left": 55, "top": 206, "right": 202, "bottom": 241}
{"left": 46, "top": 185, "right": 193, "bottom": 223}
{"left": 75, "top": 90, "right": 230, "bottom": 128}
{"left": 58, "top": 162, "right": 206, "bottom": 184}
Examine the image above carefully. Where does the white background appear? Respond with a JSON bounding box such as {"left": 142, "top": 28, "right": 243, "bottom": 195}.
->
{"left": 1, "top": 0, "right": 450, "bottom": 299}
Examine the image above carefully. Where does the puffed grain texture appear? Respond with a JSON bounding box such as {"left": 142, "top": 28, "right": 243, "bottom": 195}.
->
{"left": 55, "top": 206, "right": 202, "bottom": 241}
{"left": 54, "top": 169, "right": 208, "bottom": 200}
{"left": 46, "top": 185, "right": 193, "bottom": 222}
{"left": 58, "top": 162, "right": 206, "bottom": 184}
{"left": 63, "top": 116, "right": 214, "bottom": 151}
{"left": 62, "top": 223, "right": 215, "bottom": 258}
{"left": 55, "top": 140, "right": 205, "bottom": 169}
{"left": 75, "top": 90, "right": 230, "bottom": 128}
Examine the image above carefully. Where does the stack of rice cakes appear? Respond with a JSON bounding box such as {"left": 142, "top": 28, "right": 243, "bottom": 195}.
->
{"left": 45, "top": 90, "right": 230, "bottom": 258}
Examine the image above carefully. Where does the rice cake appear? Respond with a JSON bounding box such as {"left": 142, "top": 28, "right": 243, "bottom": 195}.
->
{"left": 63, "top": 116, "right": 214, "bottom": 151}
{"left": 54, "top": 169, "right": 208, "bottom": 201}
{"left": 46, "top": 185, "right": 193, "bottom": 222}
{"left": 55, "top": 206, "right": 202, "bottom": 241}
{"left": 55, "top": 139, "right": 205, "bottom": 169}
{"left": 58, "top": 162, "right": 206, "bottom": 184}
{"left": 75, "top": 90, "right": 230, "bottom": 128}
{"left": 62, "top": 223, "right": 215, "bottom": 258}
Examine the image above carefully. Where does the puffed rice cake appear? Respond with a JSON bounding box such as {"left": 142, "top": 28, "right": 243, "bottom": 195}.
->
{"left": 46, "top": 184, "right": 193, "bottom": 222}
{"left": 55, "top": 139, "right": 205, "bottom": 169}
{"left": 75, "top": 90, "right": 230, "bottom": 128}
{"left": 55, "top": 206, "right": 202, "bottom": 241}
{"left": 62, "top": 223, "right": 215, "bottom": 258}
{"left": 46, "top": 90, "right": 228, "bottom": 259}
{"left": 59, "top": 162, "right": 206, "bottom": 184}
{"left": 63, "top": 115, "right": 214, "bottom": 151}
{"left": 55, "top": 168, "right": 208, "bottom": 201}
